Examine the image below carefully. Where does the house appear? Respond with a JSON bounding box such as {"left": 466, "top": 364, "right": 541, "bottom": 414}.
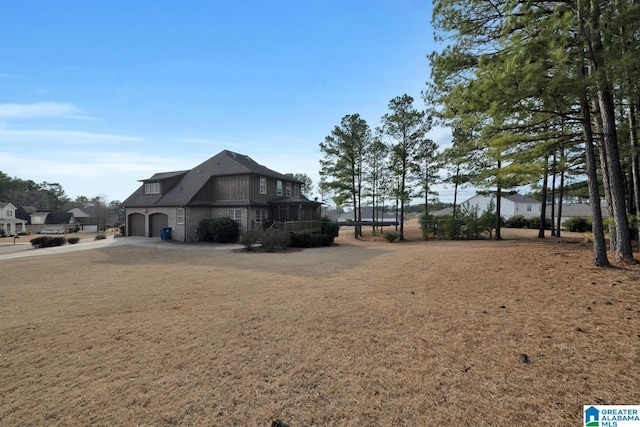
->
{"left": 546, "top": 203, "right": 609, "bottom": 227}
{"left": 24, "top": 211, "right": 78, "bottom": 234}
{"left": 0, "top": 202, "right": 27, "bottom": 235}
{"left": 123, "top": 150, "right": 322, "bottom": 241}
{"left": 68, "top": 207, "right": 98, "bottom": 231}
{"left": 460, "top": 192, "right": 542, "bottom": 219}
{"left": 15, "top": 206, "right": 37, "bottom": 224}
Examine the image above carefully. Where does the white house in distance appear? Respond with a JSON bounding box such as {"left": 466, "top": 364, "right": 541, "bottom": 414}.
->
{"left": 460, "top": 192, "right": 542, "bottom": 218}
{"left": 0, "top": 202, "right": 27, "bottom": 235}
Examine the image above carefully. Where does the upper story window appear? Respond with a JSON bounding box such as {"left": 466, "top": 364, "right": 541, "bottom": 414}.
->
{"left": 527, "top": 204, "right": 532, "bottom": 212}
{"left": 277, "top": 180, "right": 283, "bottom": 196}
{"left": 286, "top": 182, "right": 292, "bottom": 197}
{"left": 4, "top": 209, "right": 13, "bottom": 218}
{"left": 177, "top": 208, "right": 185, "bottom": 224}
{"left": 145, "top": 182, "right": 160, "bottom": 195}
{"left": 260, "top": 177, "right": 267, "bottom": 195}
{"left": 294, "top": 185, "right": 300, "bottom": 197}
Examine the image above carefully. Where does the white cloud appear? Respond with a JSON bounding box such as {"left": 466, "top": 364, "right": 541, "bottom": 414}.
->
{"left": 0, "top": 128, "right": 142, "bottom": 144}
{"left": 0, "top": 102, "right": 82, "bottom": 119}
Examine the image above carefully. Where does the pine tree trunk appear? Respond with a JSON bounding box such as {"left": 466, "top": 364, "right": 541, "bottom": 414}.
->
{"left": 556, "top": 148, "right": 566, "bottom": 238}
{"left": 578, "top": 67, "right": 609, "bottom": 266}
{"left": 628, "top": 102, "right": 640, "bottom": 249}
{"left": 539, "top": 156, "right": 549, "bottom": 239}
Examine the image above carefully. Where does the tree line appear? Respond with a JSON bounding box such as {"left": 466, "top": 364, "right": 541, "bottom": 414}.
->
{"left": 0, "top": 171, "right": 123, "bottom": 230}
{"left": 426, "top": 0, "right": 640, "bottom": 266}
{"left": 319, "top": 94, "right": 437, "bottom": 241}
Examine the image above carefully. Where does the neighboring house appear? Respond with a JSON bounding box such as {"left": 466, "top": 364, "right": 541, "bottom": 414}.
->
{"left": 68, "top": 207, "right": 98, "bottom": 231}
{"left": 123, "top": 150, "right": 322, "bottom": 241}
{"left": 460, "top": 192, "right": 542, "bottom": 218}
{"left": 0, "top": 202, "right": 27, "bottom": 235}
{"left": 21, "top": 210, "right": 78, "bottom": 234}
{"left": 546, "top": 203, "right": 609, "bottom": 227}
{"left": 15, "top": 206, "right": 37, "bottom": 224}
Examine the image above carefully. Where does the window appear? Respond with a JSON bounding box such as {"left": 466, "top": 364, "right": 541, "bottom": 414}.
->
{"left": 277, "top": 180, "right": 283, "bottom": 196}
{"left": 145, "top": 182, "right": 160, "bottom": 195}
{"left": 5, "top": 210, "right": 13, "bottom": 218}
{"left": 286, "top": 182, "right": 292, "bottom": 197}
{"left": 256, "top": 209, "right": 267, "bottom": 222}
{"left": 228, "top": 209, "right": 242, "bottom": 223}
{"left": 177, "top": 208, "right": 185, "bottom": 224}
{"left": 527, "top": 204, "right": 532, "bottom": 212}
{"left": 294, "top": 185, "right": 300, "bottom": 197}
{"left": 259, "top": 177, "right": 267, "bottom": 195}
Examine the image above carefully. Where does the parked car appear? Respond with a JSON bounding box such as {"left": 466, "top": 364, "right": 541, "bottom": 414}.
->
{"left": 39, "top": 228, "right": 64, "bottom": 234}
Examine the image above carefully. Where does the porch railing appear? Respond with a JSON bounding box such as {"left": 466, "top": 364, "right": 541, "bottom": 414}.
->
{"left": 270, "top": 220, "right": 322, "bottom": 233}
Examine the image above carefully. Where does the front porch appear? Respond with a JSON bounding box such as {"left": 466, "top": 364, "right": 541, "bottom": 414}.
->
{"left": 271, "top": 220, "right": 322, "bottom": 233}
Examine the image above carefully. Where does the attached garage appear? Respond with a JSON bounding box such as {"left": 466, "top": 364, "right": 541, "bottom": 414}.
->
{"left": 148, "top": 213, "right": 168, "bottom": 238}
{"left": 128, "top": 213, "right": 145, "bottom": 237}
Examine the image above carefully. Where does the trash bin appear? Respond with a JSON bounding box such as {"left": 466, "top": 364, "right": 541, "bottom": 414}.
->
{"left": 160, "top": 227, "right": 172, "bottom": 240}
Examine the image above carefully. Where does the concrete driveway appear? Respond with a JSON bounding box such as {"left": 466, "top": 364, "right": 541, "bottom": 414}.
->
{"left": 0, "top": 236, "right": 244, "bottom": 261}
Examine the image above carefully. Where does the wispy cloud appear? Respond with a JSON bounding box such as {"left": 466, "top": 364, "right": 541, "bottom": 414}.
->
{"left": 0, "top": 128, "right": 142, "bottom": 143}
{"left": 0, "top": 102, "right": 81, "bottom": 119}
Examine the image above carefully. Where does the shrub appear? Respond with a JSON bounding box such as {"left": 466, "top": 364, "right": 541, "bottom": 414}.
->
{"left": 527, "top": 217, "right": 552, "bottom": 230}
{"left": 46, "top": 236, "right": 67, "bottom": 247}
{"left": 0, "top": 228, "right": 6, "bottom": 238}
{"left": 384, "top": 231, "right": 399, "bottom": 242}
{"left": 67, "top": 237, "right": 80, "bottom": 244}
{"left": 240, "top": 229, "right": 261, "bottom": 250}
{"left": 505, "top": 215, "right": 527, "bottom": 228}
{"left": 94, "top": 234, "right": 107, "bottom": 240}
{"left": 563, "top": 217, "right": 591, "bottom": 232}
{"left": 31, "top": 236, "right": 50, "bottom": 248}
{"left": 31, "top": 236, "right": 66, "bottom": 248}
{"left": 261, "top": 229, "right": 290, "bottom": 251}
{"left": 196, "top": 217, "right": 240, "bottom": 243}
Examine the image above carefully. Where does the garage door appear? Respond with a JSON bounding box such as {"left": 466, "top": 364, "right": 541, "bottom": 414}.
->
{"left": 128, "top": 213, "right": 145, "bottom": 237}
{"left": 149, "top": 213, "right": 168, "bottom": 237}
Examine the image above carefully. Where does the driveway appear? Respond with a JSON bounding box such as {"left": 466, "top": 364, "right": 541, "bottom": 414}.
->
{"left": 0, "top": 236, "right": 244, "bottom": 261}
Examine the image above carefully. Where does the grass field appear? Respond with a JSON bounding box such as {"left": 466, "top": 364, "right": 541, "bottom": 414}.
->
{"left": 1, "top": 221, "right": 639, "bottom": 426}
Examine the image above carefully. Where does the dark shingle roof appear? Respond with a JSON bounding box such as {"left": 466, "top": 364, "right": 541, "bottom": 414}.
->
{"left": 46, "top": 212, "right": 74, "bottom": 224}
{"left": 123, "top": 150, "right": 303, "bottom": 207}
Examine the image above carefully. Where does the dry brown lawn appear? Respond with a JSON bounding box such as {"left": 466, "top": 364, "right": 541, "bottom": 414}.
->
{"left": 1, "top": 220, "right": 639, "bottom": 426}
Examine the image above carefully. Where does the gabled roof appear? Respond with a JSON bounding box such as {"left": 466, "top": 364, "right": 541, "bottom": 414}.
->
{"left": 124, "top": 150, "right": 303, "bottom": 207}
{"left": 0, "top": 202, "right": 13, "bottom": 209}
{"left": 504, "top": 193, "right": 540, "bottom": 204}
{"left": 68, "top": 207, "right": 91, "bottom": 218}
{"left": 46, "top": 212, "right": 75, "bottom": 224}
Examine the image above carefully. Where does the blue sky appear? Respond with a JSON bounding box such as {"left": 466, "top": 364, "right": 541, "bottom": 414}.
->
{"left": 0, "top": 0, "right": 469, "bottom": 205}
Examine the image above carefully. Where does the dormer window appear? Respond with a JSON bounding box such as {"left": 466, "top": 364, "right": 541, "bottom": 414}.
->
{"left": 145, "top": 182, "right": 160, "bottom": 195}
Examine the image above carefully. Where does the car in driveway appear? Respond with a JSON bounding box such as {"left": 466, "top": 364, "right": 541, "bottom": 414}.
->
{"left": 38, "top": 228, "right": 64, "bottom": 234}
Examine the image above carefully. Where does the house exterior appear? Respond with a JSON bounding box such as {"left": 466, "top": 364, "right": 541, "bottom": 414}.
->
{"left": 21, "top": 211, "right": 78, "bottom": 234}
{"left": 68, "top": 207, "right": 99, "bottom": 231}
{"left": 0, "top": 202, "right": 27, "bottom": 235}
{"left": 546, "top": 203, "right": 609, "bottom": 227}
{"left": 460, "top": 192, "right": 542, "bottom": 218}
{"left": 123, "top": 150, "right": 322, "bottom": 242}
